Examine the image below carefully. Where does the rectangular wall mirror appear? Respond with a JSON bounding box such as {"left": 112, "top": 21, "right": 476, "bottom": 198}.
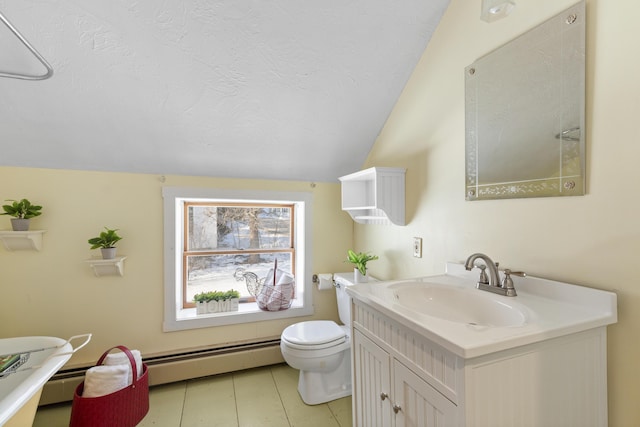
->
{"left": 465, "top": 1, "right": 585, "bottom": 201}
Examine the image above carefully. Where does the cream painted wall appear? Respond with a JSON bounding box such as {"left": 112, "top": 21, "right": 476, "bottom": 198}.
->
{"left": 0, "top": 167, "right": 353, "bottom": 367}
{"left": 360, "top": 0, "right": 640, "bottom": 424}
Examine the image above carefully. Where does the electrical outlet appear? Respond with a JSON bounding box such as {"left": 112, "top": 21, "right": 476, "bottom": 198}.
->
{"left": 413, "top": 237, "right": 422, "bottom": 258}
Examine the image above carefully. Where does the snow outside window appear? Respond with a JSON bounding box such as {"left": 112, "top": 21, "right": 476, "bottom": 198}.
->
{"left": 162, "top": 187, "right": 313, "bottom": 332}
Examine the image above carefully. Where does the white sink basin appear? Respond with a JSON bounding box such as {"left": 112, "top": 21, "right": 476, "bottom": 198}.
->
{"left": 390, "top": 282, "right": 527, "bottom": 327}
{"left": 346, "top": 263, "right": 618, "bottom": 358}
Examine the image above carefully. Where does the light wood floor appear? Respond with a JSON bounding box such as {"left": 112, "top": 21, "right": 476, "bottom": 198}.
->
{"left": 33, "top": 364, "right": 352, "bottom": 427}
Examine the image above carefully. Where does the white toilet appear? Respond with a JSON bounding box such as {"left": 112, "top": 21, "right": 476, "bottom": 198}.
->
{"left": 280, "top": 273, "right": 356, "bottom": 405}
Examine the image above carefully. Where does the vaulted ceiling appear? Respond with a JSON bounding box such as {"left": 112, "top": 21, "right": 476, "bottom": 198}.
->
{"left": 0, "top": 0, "right": 450, "bottom": 182}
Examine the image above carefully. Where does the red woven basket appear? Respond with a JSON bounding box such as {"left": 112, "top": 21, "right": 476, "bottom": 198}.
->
{"left": 69, "top": 346, "right": 149, "bottom": 427}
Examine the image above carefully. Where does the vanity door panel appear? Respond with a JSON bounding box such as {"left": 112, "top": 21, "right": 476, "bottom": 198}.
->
{"left": 353, "top": 329, "right": 392, "bottom": 427}
{"left": 394, "top": 360, "right": 458, "bottom": 427}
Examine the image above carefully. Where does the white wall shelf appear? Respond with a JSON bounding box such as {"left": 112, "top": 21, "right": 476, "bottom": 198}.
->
{"left": 85, "top": 256, "right": 127, "bottom": 277}
{"left": 339, "top": 167, "right": 406, "bottom": 225}
{"left": 0, "top": 230, "right": 46, "bottom": 251}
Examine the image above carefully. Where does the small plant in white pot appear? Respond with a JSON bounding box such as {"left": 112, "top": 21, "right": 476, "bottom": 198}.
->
{"left": 193, "top": 290, "right": 241, "bottom": 315}
{"left": 346, "top": 250, "right": 378, "bottom": 283}
{"left": 193, "top": 292, "right": 211, "bottom": 315}
{"left": 88, "top": 227, "right": 123, "bottom": 259}
{"left": 1, "top": 198, "right": 43, "bottom": 231}
{"left": 222, "top": 289, "right": 241, "bottom": 312}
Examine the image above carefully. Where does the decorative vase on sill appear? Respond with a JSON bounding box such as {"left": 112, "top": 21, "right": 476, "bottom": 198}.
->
{"left": 11, "top": 218, "right": 30, "bottom": 231}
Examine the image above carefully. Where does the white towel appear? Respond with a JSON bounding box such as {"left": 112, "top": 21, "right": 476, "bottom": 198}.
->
{"left": 83, "top": 364, "right": 129, "bottom": 397}
{"left": 104, "top": 349, "right": 143, "bottom": 384}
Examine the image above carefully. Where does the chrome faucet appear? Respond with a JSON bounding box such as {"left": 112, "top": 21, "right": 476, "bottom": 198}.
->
{"left": 464, "top": 253, "right": 523, "bottom": 297}
{"left": 465, "top": 253, "right": 501, "bottom": 286}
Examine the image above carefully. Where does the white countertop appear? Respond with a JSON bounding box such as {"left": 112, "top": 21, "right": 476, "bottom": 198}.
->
{"left": 346, "top": 263, "right": 617, "bottom": 359}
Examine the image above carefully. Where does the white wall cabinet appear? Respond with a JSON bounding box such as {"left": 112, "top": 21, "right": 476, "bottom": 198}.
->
{"left": 339, "top": 167, "right": 405, "bottom": 225}
{"left": 351, "top": 299, "right": 609, "bottom": 427}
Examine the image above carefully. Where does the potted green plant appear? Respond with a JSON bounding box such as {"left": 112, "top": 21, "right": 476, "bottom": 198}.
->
{"left": 194, "top": 289, "right": 241, "bottom": 314}
{"left": 88, "top": 227, "right": 123, "bottom": 259}
{"left": 346, "top": 250, "right": 379, "bottom": 283}
{"left": 193, "top": 291, "right": 211, "bottom": 314}
{"left": 223, "top": 289, "right": 241, "bottom": 312}
{"left": 1, "top": 198, "right": 43, "bottom": 231}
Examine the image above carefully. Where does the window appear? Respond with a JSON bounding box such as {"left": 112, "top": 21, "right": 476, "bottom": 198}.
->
{"left": 163, "top": 187, "right": 313, "bottom": 331}
{"left": 183, "top": 202, "right": 294, "bottom": 307}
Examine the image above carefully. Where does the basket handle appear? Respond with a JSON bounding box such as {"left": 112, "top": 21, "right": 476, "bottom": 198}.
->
{"left": 272, "top": 259, "right": 277, "bottom": 286}
{"left": 96, "top": 345, "right": 138, "bottom": 383}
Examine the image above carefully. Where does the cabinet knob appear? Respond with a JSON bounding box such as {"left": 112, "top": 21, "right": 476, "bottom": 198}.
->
{"left": 380, "top": 392, "right": 389, "bottom": 401}
{"left": 393, "top": 404, "right": 402, "bottom": 414}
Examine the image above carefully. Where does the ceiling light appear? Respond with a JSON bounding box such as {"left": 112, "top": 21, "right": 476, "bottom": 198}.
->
{"left": 481, "top": 0, "right": 515, "bottom": 22}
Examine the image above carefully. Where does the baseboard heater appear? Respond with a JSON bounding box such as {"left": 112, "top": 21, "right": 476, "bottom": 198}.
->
{"left": 40, "top": 338, "right": 284, "bottom": 406}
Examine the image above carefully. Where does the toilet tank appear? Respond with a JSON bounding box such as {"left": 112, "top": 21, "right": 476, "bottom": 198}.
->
{"left": 333, "top": 273, "right": 358, "bottom": 327}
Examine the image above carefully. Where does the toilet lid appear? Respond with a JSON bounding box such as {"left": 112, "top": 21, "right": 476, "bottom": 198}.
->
{"left": 282, "top": 321, "right": 347, "bottom": 349}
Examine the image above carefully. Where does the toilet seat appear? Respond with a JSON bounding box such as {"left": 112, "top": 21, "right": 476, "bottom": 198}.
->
{"left": 281, "top": 321, "right": 347, "bottom": 350}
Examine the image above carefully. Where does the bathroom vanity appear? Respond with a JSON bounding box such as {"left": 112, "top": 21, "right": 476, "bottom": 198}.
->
{"left": 347, "top": 263, "right": 617, "bottom": 427}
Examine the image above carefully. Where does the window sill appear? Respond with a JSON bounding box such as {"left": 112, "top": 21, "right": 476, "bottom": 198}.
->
{"left": 165, "top": 301, "right": 313, "bottom": 332}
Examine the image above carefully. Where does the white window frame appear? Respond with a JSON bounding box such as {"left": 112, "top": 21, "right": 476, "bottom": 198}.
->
{"left": 162, "top": 187, "right": 314, "bottom": 332}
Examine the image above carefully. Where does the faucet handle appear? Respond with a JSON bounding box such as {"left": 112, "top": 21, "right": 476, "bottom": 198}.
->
{"left": 501, "top": 269, "right": 526, "bottom": 296}
{"left": 502, "top": 269, "right": 526, "bottom": 278}
{"left": 477, "top": 264, "right": 489, "bottom": 284}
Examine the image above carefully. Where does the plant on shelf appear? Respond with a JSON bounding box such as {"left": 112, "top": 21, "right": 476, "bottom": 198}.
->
{"left": 88, "top": 227, "right": 123, "bottom": 260}
{"left": 346, "top": 249, "right": 378, "bottom": 283}
{"left": 1, "top": 198, "right": 43, "bottom": 231}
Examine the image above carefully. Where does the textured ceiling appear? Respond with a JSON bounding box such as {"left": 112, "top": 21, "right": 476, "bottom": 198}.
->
{"left": 0, "top": 0, "right": 450, "bottom": 182}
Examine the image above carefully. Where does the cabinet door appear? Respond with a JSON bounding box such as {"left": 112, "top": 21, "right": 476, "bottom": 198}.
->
{"left": 393, "top": 360, "right": 458, "bottom": 427}
{"left": 353, "top": 329, "right": 392, "bottom": 427}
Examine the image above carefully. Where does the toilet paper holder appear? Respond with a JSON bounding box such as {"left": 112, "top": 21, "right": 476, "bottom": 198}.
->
{"left": 314, "top": 273, "right": 335, "bottom": 290}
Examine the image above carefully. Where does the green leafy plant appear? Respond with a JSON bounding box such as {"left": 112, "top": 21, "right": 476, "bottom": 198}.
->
{"left": 346, "top": 250, "right": 379, "bottom": 276}
{"left": 193, "top": 292, "right": 212, "bottom": 303}
{"left": 193, "top": 289, "right": 240, "bottom": 303}
{"left": 88, "top": 227, "right": 123, "bottom": 249}
{"left": 224, "top": 289, "right": 240, "bottom": 299}
{"left": 1, "top": 199, "right": 43, "bottom": 219}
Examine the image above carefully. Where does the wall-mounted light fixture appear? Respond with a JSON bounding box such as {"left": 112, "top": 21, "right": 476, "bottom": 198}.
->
{"left": 481, "top": 0, "right": 515, "bottom": 22}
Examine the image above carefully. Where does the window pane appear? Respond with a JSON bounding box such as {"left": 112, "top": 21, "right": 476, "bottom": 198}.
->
{"left": 186, "top": 252, "right": 293, "bottom": 302}
{"left": 188, "top": 205, "right": 291, "bottom": 251}
{"left": 188, "top": 206, "right": 219, "bottom": 251}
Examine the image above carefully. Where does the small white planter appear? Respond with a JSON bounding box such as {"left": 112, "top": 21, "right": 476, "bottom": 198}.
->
{"left": 195, "top": 297, "right": 240, "bottom": 315}
{"left": 228, "top": 298, "right": 239, "bottom": 311}
{"left": 354, "top": 268, "right": 368, "bottom": 283}
{"left": 10, "top": 218, "right": 30, "bottom": 231}
{"left": 101, "top": 247, "right": 117, "bottom": 259}
{"left": 195, "top": 301, "right": 208, "bottom": 315}
{"left": 207, "top": 300, "right": 220, "bottom": 313}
